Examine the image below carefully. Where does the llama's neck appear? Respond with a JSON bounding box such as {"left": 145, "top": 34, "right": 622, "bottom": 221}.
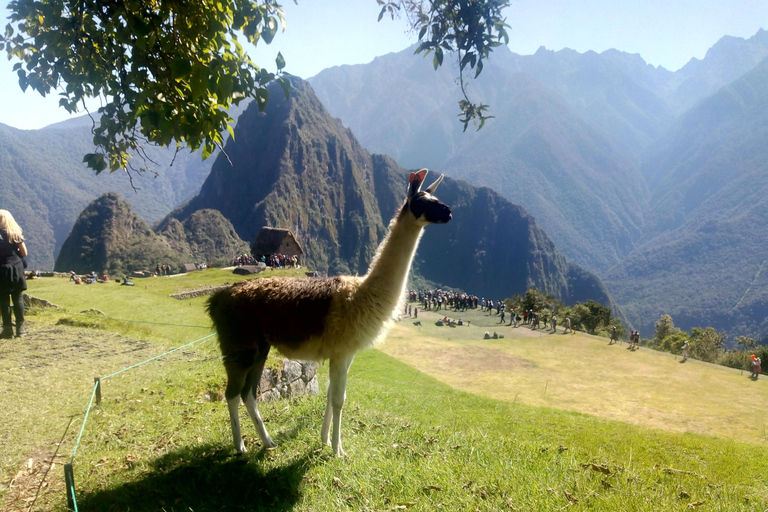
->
{"left": 359, "top": 208, "right": 423, "bottom": 308}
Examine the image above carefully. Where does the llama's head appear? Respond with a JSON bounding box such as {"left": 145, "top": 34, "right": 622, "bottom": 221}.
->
{"left": 406, "top": 169, "right": 452, "bottom": 225}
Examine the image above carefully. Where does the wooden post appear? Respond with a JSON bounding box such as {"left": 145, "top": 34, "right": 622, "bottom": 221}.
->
{"left": 94, "top": 377, "right": 101, "bottom": 405}
{"left": 64, "top": 462, "right": 76, "bottom": 511}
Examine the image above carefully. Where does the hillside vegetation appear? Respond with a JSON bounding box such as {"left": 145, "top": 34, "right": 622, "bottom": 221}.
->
{"left": 1, "top": 270, "right": 766, "bottom": 511}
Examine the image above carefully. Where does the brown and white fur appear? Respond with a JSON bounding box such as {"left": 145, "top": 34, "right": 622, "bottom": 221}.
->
{"left": 207, "top": 169, "right": 451, "bottom": 456}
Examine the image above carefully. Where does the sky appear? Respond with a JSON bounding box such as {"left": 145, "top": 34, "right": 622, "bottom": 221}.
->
{"left": 1, "top": 0, "right": 767, "bottom": 130}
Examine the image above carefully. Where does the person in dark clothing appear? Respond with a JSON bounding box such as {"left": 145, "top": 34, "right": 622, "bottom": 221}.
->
{"left": 0, "top": 210, "right": 28, "bottom": 338}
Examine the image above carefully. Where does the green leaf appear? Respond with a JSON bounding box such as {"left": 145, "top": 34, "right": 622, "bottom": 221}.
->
{"left": 433, "top": 47, "right": 443, "bottom": 70}
{"left": 255, "top": 86, "right": 269, "bottom": 111}
{"left": 277, "top": 76, "right": 291, "bottom": 99}
{"left": 233, "top": 12, "right": 245, "bottom": 30}
{"left": 202, "top": 142, "right": 213, "bottom": 160}
{"left": 262, "top": 17, "right": 277, "bottom": 44}
{"left": 171, "top": 58, "right": 192, "bottom": 78}
{"left": 275, "top": 51, "right": 285, "bottom": 70}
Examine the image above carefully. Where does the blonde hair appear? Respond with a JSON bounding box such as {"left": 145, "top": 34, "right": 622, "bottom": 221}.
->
{"left": 0, "top": 210, "right": 24, "bottom": 244}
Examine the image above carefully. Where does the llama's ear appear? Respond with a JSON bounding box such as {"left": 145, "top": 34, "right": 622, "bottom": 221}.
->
{"left": 407, "top": 169, "right": 428, "bottom": 198}
{"left": 424, "top": 174, "right": 445, "bottom": 195}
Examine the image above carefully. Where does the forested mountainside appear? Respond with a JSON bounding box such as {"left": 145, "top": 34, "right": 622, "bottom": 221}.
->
{"left": 164, "top": 77, "right": 616, "bottom": 309}
{"left": 55, "top": 192, "right": 248, "bottom": 276}
{"left": 308, "top": 29, "right": 768, "bottom": 339}
{"left": 0, "top": 123, "right": 213, "bottom": 269}
{"left": 604, "top": 57, "right": 768, "bottom": 338}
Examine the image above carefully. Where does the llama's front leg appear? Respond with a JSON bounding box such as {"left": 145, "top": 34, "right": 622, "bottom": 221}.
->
{"left": 321, "top": 355, "right": 354, "bottom": 457}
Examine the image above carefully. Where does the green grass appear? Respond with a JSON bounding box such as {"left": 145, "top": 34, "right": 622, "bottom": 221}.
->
{"left": 2, "top": 272, "right": 768, "bottom": 511}
{"left": 386, "top": 307, "right": 768, "bottom": 444}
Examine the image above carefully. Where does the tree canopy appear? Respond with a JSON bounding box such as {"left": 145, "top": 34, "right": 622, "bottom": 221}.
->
{"left": 2, "top": 0, "right": 509, "bottom": 174}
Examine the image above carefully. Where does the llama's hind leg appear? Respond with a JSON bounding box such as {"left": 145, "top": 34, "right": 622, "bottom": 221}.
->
{"left": 321, "top": 355, "right": 354, "bottom": 457}
{"left": 225, "top": 366, "right": 249, "bottom": 454}
{"left": 242, "top": 345, "right": 276, "bottom": 449}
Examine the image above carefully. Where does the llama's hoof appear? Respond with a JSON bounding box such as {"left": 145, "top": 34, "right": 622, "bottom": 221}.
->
{"left": 235, "top": 442, "right": 247, "bottom": 454}
{"left": 263, "top": 438, "right": 277, "bottom": 449}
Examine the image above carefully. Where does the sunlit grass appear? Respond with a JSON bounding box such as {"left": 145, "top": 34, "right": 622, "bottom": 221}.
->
{"left": 2, "top": 274, "right": 767, "bottom": 511}
{"left": 385, "top": 307, "right": 768, "bottom": 444}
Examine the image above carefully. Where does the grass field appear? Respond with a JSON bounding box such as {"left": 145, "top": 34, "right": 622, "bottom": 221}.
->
{"left": 2, "top": 269, "right": 768, "bottom": 511}
{"left": 384, "top": 307, "right": 768, "bottom": 444}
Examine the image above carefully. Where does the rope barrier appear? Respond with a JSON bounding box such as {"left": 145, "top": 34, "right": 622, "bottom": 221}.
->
{"left": 64, "top": 331, "right": 217, "bottom": 511}
{"left": 70, "top": 381, "right": 99, "bottom": 464}
{"left": 26, "top": 306, "right": 210, "bottom": 329}
{"left": 100, "top": 333, "right": 216, "bottom": 380}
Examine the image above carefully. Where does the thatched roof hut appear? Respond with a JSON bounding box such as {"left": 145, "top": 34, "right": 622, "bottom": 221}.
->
{"left": 251, "top": 228, "right": 304, "bottom": 261}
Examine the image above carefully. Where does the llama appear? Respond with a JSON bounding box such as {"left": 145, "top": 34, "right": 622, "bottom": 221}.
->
{"left": 207, "top": 169, "right": 451, "bottom": 456}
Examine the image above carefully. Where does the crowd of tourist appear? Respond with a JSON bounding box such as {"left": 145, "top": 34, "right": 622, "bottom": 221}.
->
{"left": 406, "top": 288, "right": 583, "bottom": 336}
{"left": 233, "top": 254, "right": 258, "bottom": 266}
{"left": 233, "top": 253, "right": 300, "bottom": 269}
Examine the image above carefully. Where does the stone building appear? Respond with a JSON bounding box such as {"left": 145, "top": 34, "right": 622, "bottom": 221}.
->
{"left": 251, "top": 227, "right": 304, "bottom": 264}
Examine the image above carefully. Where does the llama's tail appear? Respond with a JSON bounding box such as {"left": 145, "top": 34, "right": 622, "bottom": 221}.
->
{"left": 206, "top": 287, "right": 230, "bottom": 336}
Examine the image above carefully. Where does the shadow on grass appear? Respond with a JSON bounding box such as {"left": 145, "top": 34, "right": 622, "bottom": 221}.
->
{"left": 76, "top": 442, "right": 315, "bottom": 512}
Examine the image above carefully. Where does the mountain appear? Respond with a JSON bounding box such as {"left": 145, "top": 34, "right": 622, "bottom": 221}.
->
{"left": 0, "top": 122, "right": 215, "bottom": 270}
{"left": 55, "top": 192, "right": 181, "bottom": 275}
{"left": 310, "top": 47, "right": 647, "bottom": 274}
{"left": 165, "top": 76, "right": 616, "bottom": 309}
{"left": 307, "top": 28, "right": 768, "bottom": 339}
{"left": 671, "top": 29, "right": 768, "bottom": 114}
{"left": 309, "top": 30, "right": 768, "bottom": 273}
{"left": 55, "top": 193, "right": 248, "bottom": 275}
{"left": 604, "top": 57, "right": 768, "bottom": 339}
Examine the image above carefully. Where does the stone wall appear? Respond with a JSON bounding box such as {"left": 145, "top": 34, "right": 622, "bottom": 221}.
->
{"left": 168, "top": 285, "right": 231, "bottom": 300}
{"left": 258, "top": 360, "right": 320, "bottom": 401}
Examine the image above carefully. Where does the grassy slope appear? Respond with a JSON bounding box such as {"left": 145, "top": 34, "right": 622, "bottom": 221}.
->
{"left": 1, "top": 270, "right": 767, "bottom": 511}
{"left": 385, "top": 307, "right": 768, "bottom": 444}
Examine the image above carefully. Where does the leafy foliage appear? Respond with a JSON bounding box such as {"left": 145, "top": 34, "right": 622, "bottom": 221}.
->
{"left": 689, "top": 327, "right": 728, "bottom": 364}
{"left": 3, "top": 0, "right": 509, "bottom": 174}
{"left": 568, "top": 301, "right": 609, "bottom": 333}
{"left": 653, "top": 314, "right": 681, "bottom": 345}
{"left": 3, "top": 0, "right": 289, "bottom": 174}
{"left": 505, "top": 287, "right": 562, "bottom": 317}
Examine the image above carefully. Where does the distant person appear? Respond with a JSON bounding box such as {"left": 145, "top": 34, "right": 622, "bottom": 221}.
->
{"left": 0, "top": 210, "right": 28, "bottom": 338}
{"left": 609, "top": 326, "right": 617, "bottom": 345}
{"left": 551, "top": 315, "right": 557, "bottom": 333}
{"left": 681, "top": 340, "right": 689, "bottom": 361}
{"left": 750, "top": 355, "right": 761, "bottom": 379}
{"left": 121, "top": 275, "right": 135, "bottom": 286}
{"left": 564, "top": 317, "right": 572, "bottom": 333}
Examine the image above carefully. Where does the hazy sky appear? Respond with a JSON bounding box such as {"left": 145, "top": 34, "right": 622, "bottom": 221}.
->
{"left": 1, "top": 0, "right": 767, "bottom": 130}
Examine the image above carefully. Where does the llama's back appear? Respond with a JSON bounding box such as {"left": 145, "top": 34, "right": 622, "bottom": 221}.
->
{"left": 207, "top": 276, "right": 353, "bottom": 359}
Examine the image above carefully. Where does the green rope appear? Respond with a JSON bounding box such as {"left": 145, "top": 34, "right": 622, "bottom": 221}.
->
{"left": 101, "top": 333, "right": 216, "bottom": 380}
{"left": 71, "top": 381, "right": 99, "bottom": 464}
{"left": 26, "top": 306, "right": 211, "bottom": 329}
